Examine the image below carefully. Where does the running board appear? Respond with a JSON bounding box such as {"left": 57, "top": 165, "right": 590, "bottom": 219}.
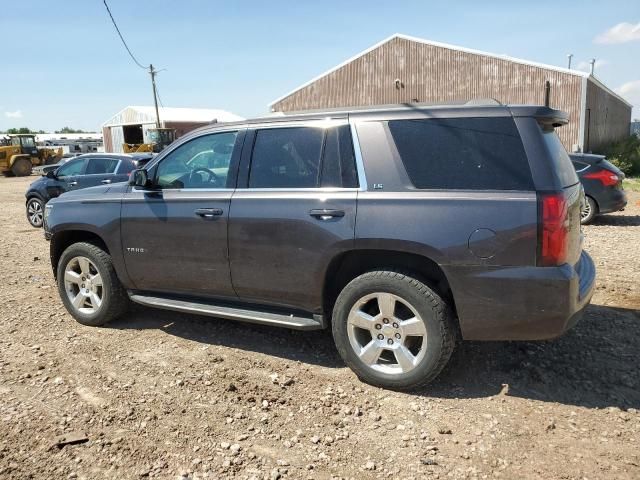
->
{"left": 128, "top": 294, "right": 325, "bottom": 331}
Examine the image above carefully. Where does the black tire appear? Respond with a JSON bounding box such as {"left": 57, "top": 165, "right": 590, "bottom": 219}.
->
{"left": 26, "top": 197, "right": 45, "bottom": 228}
{"left": 332, "top": 270, "right": 456, "bottom": 390}
{"left": 11, "top": 157, "right": 32, "bottom": 176}
{"left": 581, "top": 196, "right": 598, "bottom": 225}
{"left": 57, "top": 242, "right": 129, "bottom": 326}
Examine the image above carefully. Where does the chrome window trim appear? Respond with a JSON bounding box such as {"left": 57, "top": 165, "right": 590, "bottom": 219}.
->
{"left": 349, "top": 121, "right": 368, "bottom": 192}
{"left": 131, "top": 187, "right": 235, "bottom": 194}
{"left": 574, "top": 163, "right": 590, "bottom": 173}
{"left": 238, "top": 187, "right": 360, "bottom": 193}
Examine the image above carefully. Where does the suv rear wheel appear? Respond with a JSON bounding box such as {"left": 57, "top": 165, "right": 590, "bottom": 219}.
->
{"left": 332, "top": 270, "right": 455, "bottom": 390}
{"left": 57, "top": 242, "right": 129, "bottom": 326}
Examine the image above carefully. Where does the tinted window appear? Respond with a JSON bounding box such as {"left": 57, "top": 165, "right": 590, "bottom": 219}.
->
{"left": 249, "top": 127, "right": 324, "bottom": 188}
{"left": 86, "top": 158, "right": 119, "bottom": 175}
{"left": 321, "top": 125, "right": 358, "bottom": 188}
{"left": 57, "top": 159, "right": 85, "bottom": 177}
{"left": 118, "top": 160, "right": 137, "bottom": 174}
{"left": 156, "top": 131, "right": 238, "bottom": 189}
{"left": 540, "top": 127, "right": 579, "bottom": 187}
{"left": 388, "top": 117, "right": 534, "bottom": 190}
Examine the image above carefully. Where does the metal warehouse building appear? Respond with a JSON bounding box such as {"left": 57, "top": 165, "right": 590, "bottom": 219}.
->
{"left": 102, "top": 106, "right": 243, "bottom": 153}
{"left": 270, "top": 34, "right": 632, "bottom": 153}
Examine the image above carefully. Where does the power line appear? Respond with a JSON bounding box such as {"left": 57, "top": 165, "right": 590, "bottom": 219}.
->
{"left": 102, "top": 0, "right": 147, "bottom": 70}
{"left": 155, "top": 82, "right": 164, "bottom": 108}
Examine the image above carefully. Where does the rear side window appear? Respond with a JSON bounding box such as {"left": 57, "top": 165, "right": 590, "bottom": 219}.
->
{"left": 540, "top": 127, "right": 579, "bottom": 187}
{"left": 388, "top": 117, "right": 534, "bottom": 190}
{"left": 86, "top": 158, "right": 119, "bottom": 175}
{"left": 249, "top": 125, "right": 358, "bottom": 188}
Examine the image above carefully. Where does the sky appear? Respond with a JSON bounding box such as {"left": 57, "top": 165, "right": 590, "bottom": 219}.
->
{"left": 1, "top": 0, "right": 639, "bottom": 132}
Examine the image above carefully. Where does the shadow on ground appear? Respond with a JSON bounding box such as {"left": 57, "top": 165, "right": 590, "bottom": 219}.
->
{"left": 591, "top": 214, "right": 640, "bottom": 227}
{"left": 112, "top": 303, "right": 640, "bottom": 410}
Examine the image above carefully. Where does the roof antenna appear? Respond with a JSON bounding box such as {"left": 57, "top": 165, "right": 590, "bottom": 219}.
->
{"left": 566, "top": 53, "right": 573, "bottom": 69}
{"left": 544, "top": 81, "right": 551, "bottom": 107}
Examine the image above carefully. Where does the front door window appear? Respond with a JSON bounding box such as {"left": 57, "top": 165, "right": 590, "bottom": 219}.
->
{"left": 156, "top": 131, "right": 238, "bottom": 189}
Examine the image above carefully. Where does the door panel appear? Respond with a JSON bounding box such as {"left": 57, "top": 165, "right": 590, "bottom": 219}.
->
{"left": 120, "top": 189, "right": 235, "bottom": 297}
{"left": 228, "top": 190, "right": 356, "bottom": 311}
{"left": 119, "top": 129, "right": 244, "bottom": 298}
{"left": 47, "top": 158, "right": 86, "bottom": 198}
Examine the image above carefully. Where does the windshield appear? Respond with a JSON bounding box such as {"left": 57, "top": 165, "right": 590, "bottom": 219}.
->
{"left": 21, "top": 136, "right": 36, "bottom": 148}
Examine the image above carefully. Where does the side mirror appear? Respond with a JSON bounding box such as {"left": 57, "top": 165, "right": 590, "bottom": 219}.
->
{"left": 46, "top": 170, "right": 57, "bottom": 179}
{"left": 129, "top": 168, "right": 149, "bottom": 187}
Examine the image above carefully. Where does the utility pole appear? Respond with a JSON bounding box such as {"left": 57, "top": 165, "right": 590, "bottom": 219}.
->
{"left": 149, "top": 64, "right": 161, "bottom": 128}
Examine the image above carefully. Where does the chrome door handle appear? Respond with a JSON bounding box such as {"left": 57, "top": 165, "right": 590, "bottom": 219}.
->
{"left": 68, "top": 181, "right": 78, "bottom": 186}
{"left": 101, "top": 179, "right": 112, "bottom": 184}
{"left": 195, "top": 207, "right": 223, "bottom": 218}
{"left": 309, "top": 209, "right": 345, "bottom": 220}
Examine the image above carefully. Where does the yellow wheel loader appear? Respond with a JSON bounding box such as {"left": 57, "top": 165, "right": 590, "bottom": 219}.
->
{"left": 0, "top": 134, "right": 63, "bottom": 176}
{"left": 122, "top": 127, "right": 176, "bottom": 154}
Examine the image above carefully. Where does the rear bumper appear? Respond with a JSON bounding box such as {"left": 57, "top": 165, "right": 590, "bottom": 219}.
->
{"left": 448, "top": 251, "right": 596, "bottom": 341}
{"left": 596, "top": 188, "right": 627, "bottom": 214}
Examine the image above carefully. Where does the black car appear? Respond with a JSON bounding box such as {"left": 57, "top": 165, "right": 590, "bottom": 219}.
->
{"left": 43, "top": 104, "right": 595, "bottom": 390}
{"left": 25, "top": 153, "right": 153, "bottom": 228}
{"left": 570, "top": 153, "right": 627, "bottom": 224}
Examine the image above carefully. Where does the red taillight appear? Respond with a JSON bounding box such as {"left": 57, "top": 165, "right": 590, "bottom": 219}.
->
{"left": 583, "top": 169, "right": 619, "bottom": 186}
{"left": 539, "top": 193, "right": 569, "bottom": 266}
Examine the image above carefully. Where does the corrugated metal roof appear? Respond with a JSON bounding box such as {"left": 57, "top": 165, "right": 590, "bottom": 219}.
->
{"left": 35, "top": 133, "right": 103, "bottom": 142}
{"left": 102, "top": 106, "right": 244, "bottom": 127}
{"left": 269, "top": 33, "right": 632, "bottom": 108}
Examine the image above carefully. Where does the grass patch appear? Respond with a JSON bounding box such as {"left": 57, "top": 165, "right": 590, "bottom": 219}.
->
{"left": 623, "top": 177, "right": 640, "bottom": 192}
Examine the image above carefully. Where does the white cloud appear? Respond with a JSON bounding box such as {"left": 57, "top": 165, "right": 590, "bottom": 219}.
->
{"left": 616, "top": 80, "right": 640, "bottom": 107}
{"left": 4, "top": 110, "right": 22, "bottom": 119}
{"left": 576, "top": 59, "right": 608, "bottom": 72}
{"left": 594, "top": 22, "right": 640, "bottom": 44}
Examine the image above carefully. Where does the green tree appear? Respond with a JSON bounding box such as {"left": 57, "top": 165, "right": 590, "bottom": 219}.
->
{"left": 55, "top": 127, "right": 86, "bottom": 134}
{"left": 6, "top": 127, "right": 34, "bottom": 134}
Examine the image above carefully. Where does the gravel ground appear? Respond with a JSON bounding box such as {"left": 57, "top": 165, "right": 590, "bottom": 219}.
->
{"left": 1, "top": 176, "right": 639, "bottom": 480}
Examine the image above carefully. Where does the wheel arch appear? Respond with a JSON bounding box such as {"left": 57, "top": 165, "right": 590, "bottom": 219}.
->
{"left": 322, "top": 249, "right": 457, "bottom": 323}
{"left": 26, "top": 191, "right": 45, "bottom": 203}
{"left": 50, "top": 230, "right": 110, "bottom": 280}
{"left": 585, "top": 193, "right": 599, "bottom": 210}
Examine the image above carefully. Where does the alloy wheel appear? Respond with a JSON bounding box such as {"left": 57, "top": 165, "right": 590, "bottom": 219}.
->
{"left": 581, "top": 199, "right": 592, "bottom": 222}
{"left": 63, "top": 256, "right": 104, "bottom": 315}
{"left": 27, "top": 200, "right": 43, "bottom": 227}
{"left": 347, "top": 292, "right": 428, "bottom": 375}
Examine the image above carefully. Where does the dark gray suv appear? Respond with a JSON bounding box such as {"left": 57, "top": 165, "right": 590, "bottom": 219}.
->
{"left": 43, "top": 103, "right": 595, "bottom": 390}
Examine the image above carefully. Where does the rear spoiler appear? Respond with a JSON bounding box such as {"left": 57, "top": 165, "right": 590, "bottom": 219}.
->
{"left": 509, "top": 106, "right": 569, "bottom": 128}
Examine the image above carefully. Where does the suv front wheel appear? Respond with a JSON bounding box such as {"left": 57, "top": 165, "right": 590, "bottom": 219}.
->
{"left": 57, "top": 242, "right": 129, "bottom": 326}
{"left": 332, "top": 270, "right": 456, "bottom": 390}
